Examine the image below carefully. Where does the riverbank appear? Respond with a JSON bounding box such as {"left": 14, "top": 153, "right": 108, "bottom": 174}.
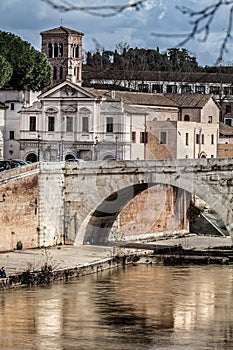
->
{"left": 0, "top": 235, "right": 232, "bottom": 291}
{"left": 121, "top": 234, "right": 233, "bottom": 264}
{"left": 0, "top": 245, "right": 141, "bottom": 291}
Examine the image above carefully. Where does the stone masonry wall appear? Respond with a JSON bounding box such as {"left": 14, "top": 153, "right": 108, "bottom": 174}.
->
{"left": 0, "top": 166, "right": 39, "bottom": 252}
{"left": 118, "top": 185, "right": 190, "bottom": 240}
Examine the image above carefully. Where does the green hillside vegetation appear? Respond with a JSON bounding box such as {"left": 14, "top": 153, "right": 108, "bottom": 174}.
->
{"left": 84, "top": 46, "right": 200, "bottom": 72}
{"left": 84, "top": 45, "right": 233, "bottom": 74}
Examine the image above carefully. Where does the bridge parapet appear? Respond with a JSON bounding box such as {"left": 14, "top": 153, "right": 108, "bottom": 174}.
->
{"left": 0, "top": 163, "right": 39, "bottom": 185}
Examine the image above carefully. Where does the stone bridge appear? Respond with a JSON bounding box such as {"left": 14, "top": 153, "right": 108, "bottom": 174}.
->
{"left": 0, "top": 158, "right": 233, "bottom": 251}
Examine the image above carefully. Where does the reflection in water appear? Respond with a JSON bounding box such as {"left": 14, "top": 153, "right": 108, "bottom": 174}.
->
{"left": 0, "top": 265, "right": 233, "bottom": 349}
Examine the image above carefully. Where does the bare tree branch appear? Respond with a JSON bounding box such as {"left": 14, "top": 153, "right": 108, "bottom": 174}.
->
{"left": 152, "top": 0, "right": 233, "bottom": 64}
{"left": 42, "top": 0, "right": 149, "bottom": 17}
{"left": 43, "top": 0, "right": 233, "bottom": 64}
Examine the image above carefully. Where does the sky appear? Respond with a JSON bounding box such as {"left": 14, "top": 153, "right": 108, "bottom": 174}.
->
{"left": 0, "top": 0, "right": 232, "bottom": 67}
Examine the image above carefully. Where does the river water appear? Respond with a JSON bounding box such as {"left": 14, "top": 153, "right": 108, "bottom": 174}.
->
{"left": 0, "top": 264, "right": 233, "bottom": 350}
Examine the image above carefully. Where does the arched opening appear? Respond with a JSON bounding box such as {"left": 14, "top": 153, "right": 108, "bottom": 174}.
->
{"left": 65, "top": 154, "right": 75, "bottom": 160}
{"left": 48, "top": 43, "right": 52, "bottom": 58}
{"left": 54, "top": 43, "right": 58, "bottom": 57}
{"left": 26, "top": 153, "right": 37, "bottom": 163}
{"left": 184, "top": 115, "right": 190, "bottom": 121}
{"left": 103, "top": 154, "right": 116, "bottom": 160}
{"left": 199, "top": 152, "right": 207, "bottom": 158}
{"left": 53, "top": 66, "right": 57, "bottom": 80}
{"left": 59, "top": 66, "right": 63, "bottom": 80}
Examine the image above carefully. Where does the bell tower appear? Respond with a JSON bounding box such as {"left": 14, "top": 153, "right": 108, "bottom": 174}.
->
{"left": 40, "top": 26, "right": 84, "bottom": 87}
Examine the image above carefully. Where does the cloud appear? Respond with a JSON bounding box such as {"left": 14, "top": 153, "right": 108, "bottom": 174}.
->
{"left": 0, "top": 0, "right": 232, "bottom": 66}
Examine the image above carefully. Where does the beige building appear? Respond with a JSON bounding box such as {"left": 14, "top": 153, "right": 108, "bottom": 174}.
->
{"left": 152, "top": 94, "right": 220, "bottom": 159}
{"left": 0, "top": 102, "right": 7, "bottom": 160}
{"left": 218, "top": 122, "right": 233, "bottom": 158}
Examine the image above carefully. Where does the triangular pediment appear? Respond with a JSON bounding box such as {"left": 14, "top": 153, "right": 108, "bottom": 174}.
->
{"left": 38, "top": 80, "right": 100, "bottom": 100}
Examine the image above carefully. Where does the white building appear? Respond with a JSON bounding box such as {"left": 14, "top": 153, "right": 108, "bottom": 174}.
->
{"left": 0, "top": 89, "right": 38, "bottom": 160}
{"left": 19, "top": 81, "right": 220, "bottom": 161}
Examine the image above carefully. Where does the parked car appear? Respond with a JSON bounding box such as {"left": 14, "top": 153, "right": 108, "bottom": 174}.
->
{"left": 0, "top": 160, "right": 12, "bottom": 172}
{"left": 65, "top": 158, "right": 85, "bottom": 162}
{"left": 9, "top": 159, "right": 28, "bottom": 168}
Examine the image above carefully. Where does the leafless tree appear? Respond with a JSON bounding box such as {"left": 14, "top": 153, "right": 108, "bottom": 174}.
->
{"left": 152, "top": 1, "right": 233, "bottom": 64}
{"left": 43, "top": 0, "right": 233, "bottom": 64}
{"left": 42, "top": 0, "right": 148, "bottom": 17}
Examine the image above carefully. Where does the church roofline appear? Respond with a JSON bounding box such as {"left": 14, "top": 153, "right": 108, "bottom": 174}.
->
{"left": 40, "top": 26, "right": 84, "bottom": 36}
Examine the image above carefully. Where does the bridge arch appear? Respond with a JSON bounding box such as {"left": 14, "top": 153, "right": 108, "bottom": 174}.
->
{"left": 38, "top": 160, "right": 233, "bottom": 247}
{"left": 74, "top": 173, "right": 227, "bottom": 245}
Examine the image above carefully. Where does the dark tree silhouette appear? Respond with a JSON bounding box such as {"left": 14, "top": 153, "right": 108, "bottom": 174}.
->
{"left": 0, "top": 31, "right": 51, "bottom": 91}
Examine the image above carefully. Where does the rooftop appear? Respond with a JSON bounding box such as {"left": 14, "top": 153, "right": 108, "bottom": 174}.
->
{"left": 86, "top": 88, "right": 178, "bottom": 107}
{"left": 83, "top": 70, "right": 233, "bottom": 84}
{"left": 40, "top": 26, "right": 83, "bottom": 36}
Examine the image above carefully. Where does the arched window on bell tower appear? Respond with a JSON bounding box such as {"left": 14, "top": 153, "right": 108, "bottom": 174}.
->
{"left": 75, "top": 45, "right": 79, "bottom": 58}
{"left": 53, "top": 66, "right": 57, "bottom": 80}
{"left": 59, "top": 44, "right": 63, "bottom": 57}
{"left": 54, "top": 43, "right": 58, "bottom": 57}
{"left": 60, "top": 66, "right": 63, "bottom": 80}
{"left": 48, "top": 43, "right": 52, "bottom": 58}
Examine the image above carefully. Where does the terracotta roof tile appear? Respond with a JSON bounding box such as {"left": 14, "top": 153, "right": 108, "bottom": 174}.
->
{"left": 85, "top": 89, "right": 178, "bottom": 107}
{"left": 165, "top": 94, "right": 215, "bottom": 108}
{"left": 219, "top": 122, "right": 233, "bottom": 136}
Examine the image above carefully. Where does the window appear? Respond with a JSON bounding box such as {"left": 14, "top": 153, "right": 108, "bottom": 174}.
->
{"left": 60, "top": 67, "right": 63, "bottom": 80}
{"left": 211, "top": 134, "right": 214, "bottom": 144}
{"left": 9, "top": 131, "right": 14, "bottom": 140}
{"left": 166, "top": 84, "right": 177, "bottom": 93}
{"left": 209, "top": 86, "right": 220, "bottom": 95}
{"left": 160, "top": 131, "right": 167, "bottom": 144}
{"left": 54, "top": 43, "right": 58, "bottom": 57}
{"left": 132, "top": 131, "right": 136, "bottom": 143}
{"left": 195, "top": 85, "right": 205, "bottom": 94}
{"left": 201, "top": 134, "right": 204, "bottom": 144}
{"left": 196, "top": 134, "right": 200, "bottom": 144}
{"left": 223, "top": 87, "right": 233, "bottom": 95}
{"left": 208, "top": 116, "right": 213, "bottom": 123}
{"left": 58, "top": 44, "right": 63, "bottom": 57}
{"left": 48, "top": 43, "right": 52, "bottom": 58}
{"left": 48, "top": 116, "right": 55, "bottom": 132}
{"left": 10, "top": 103, "right": 14, "bottom": 110}
{"left": 152, "top": 84, "right": 163, "bottom": 93}
{"left": 226, "top": 105, "right": 232, "bottom": 113}
{"left": 225, "top": 118, "right": 232, "bottom": 126}
{"left": 185, "top": 133, "right": 189, "bottom": 146}
{"left": 82, "top": 116, "right": 89, "bottom": 132}
{"left": 106, "top": 117, "right": 113, "bottom": 133}
{"left": 53, "top": 66, "right": 57, "bottom": 80}
{"left": 138, "top": 84, "right": 149, "bottom": 92}
{"left": 71, "top": 44, "right": 79, "bottom": 58}
{"left": 29, "top": 116, "right": 36, "bottom": 131}
{"left": 181, "top": 85, "right": 191, "bottom": 94}
{"left": 76, "top": 68, "right": 80, "bottom": 80}
{"left": 184, "top": 115, "right": 190, "bottom": 121}
{"left": 66, "top": 116, "right": 73, "bottom": 132}
{"left": 140, "top": 132, "right": 148, "bottom": 144}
